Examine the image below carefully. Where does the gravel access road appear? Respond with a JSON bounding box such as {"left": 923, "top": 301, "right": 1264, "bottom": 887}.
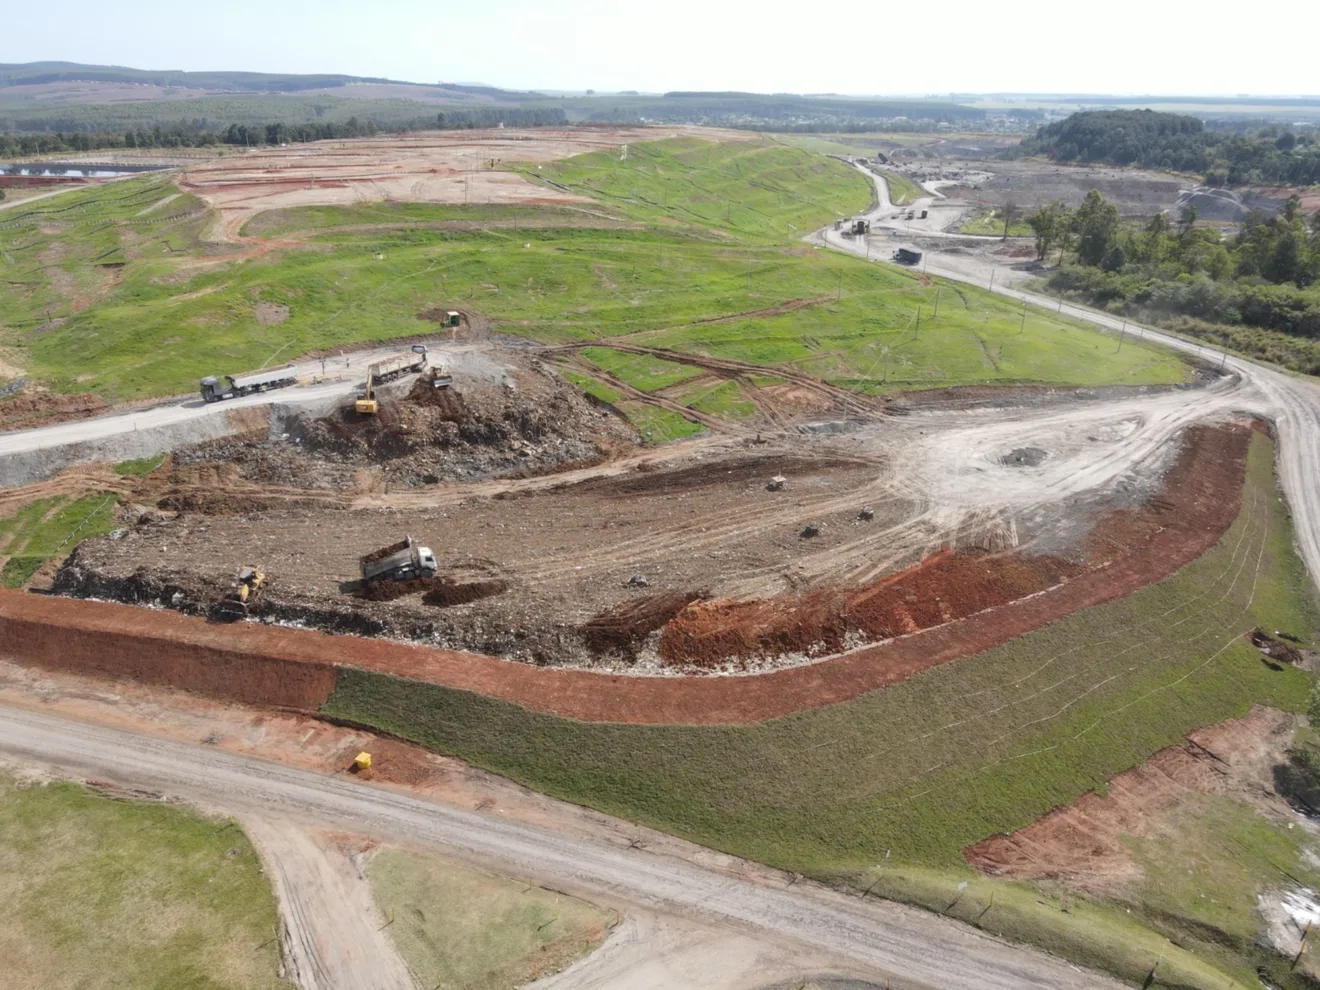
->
{"left": 0, "top": 704, "right": 1123, "bottom": 990}
{"left": 822, "top": 164, "right": 1320, "bottom": 593}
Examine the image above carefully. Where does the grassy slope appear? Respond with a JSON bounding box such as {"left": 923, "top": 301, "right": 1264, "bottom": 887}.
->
{"left": 529, "top": 136, "right": 869, "bottom": 239}
{"left": 0, "top": 492, "right": 120, "bottom": 587}
{"left": 324, "top": 434, "right": 1319, "bottom": 988}
{"left": 0, "top": 139, "right": 1186, "bottom": 407}
{"left": 0, "top": 776, "right": 289, "bottom": 990}
{"left": 880, "top": 170, "right": 924, "bottom": 206}
{"left": 369, "top": 848, "right": 611, "bottom": 989}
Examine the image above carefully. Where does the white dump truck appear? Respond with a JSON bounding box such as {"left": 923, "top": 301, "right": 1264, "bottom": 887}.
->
{"left": 359, "top": 535, "right": 438, "bottom": 585}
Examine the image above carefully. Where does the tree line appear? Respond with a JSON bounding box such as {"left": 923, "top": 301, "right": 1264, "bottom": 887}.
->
{"left": 1027, "top": 190, "right": 1320, "bottom": 371}
{"left": 0, "top": 108, "right": 568, "bottom": 157}
{"left": 1017, "top": 109, "right": 1320, "bottom": 186}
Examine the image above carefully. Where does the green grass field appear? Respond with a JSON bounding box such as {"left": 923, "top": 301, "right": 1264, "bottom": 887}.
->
{"left": 0, "top": 775, "right": 289, "bottom": 990}
{"left": 879, "top": 170, "right": 925, "bottom": 206}
{"left": 529, "top": 136, "right": 870, "bottom": 240}
{"left": 0, "top": 138, "right": 1188, "bottom": 416}
{"left": 959, "top": 209, "right": 1034, "bottom": 237}
{"left": 368, "top": 848, "right": 611, "bottom": 989}
{"left": 323, "top": 434, "right": 1320, "bottom": 988}
{"left": 0, "top": 493, "right": 120, "bottom": 588}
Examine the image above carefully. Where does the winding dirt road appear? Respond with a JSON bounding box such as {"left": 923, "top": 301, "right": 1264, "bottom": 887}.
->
{"left": 0, "top": 704, "right": 1123, "bottom": 990}
{"left": 821, "top": 164, "right": 1320, "bottom": 593}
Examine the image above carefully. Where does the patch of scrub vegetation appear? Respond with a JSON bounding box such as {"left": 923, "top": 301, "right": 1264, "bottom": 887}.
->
{"left": 959, "top": 209, "right": 1033, "bottom": 237}
{"left": 879, "top": 170, "right": 924, "bottom": 206}
{"left": 368, "top": 848, "right": 611, "bottom": 989}
{"left": 0, "top": 493, "right": 120, "bottom": 588}
{"left": 530, "top": 136, "right": 872, "bottom": 239}
{"left": 617, "top": 401, "right": 704, "bottom": 442}
{"left": 113, "top": 454, "right": 166, "bottom": 476}
{"left": 0, "top": 775, "right": 290, "bottom": 989}
{"left": 323, "top": 434, "right": 1318, "bottom": 989}
{"left": 580, "top": 345, "right": 705, "bottom": 392}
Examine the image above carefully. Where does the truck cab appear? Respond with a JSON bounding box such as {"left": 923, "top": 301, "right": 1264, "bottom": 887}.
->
{"left": 199, "top": 376, "right": 226, "bottom": 402}
{"left": 417, "top": 547, "right": 438, "bottom": 576}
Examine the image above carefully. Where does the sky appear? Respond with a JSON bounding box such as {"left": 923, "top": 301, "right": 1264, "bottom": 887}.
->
{"left": 4, "top": 0, "right": 1318, "bottom": 97}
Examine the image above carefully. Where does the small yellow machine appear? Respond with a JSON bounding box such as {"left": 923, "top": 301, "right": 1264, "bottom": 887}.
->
{"left": 355, "top": 371, "right": 379, "bottom": 415}
{"left": 352, "top": 752, "right": 373, "bottom": 772}
{"left": 218, "top": 566, "right": 266, "bottom": 619}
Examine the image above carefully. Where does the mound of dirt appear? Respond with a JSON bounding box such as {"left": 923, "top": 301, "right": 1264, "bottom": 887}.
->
{"left": 173, "top": 360, "right": 639, "bottom": 489}
{"left": 0, "top": 388, "right": 109, "bottom": 432}
{"left": 661, "top": 549, "right": 1080, "bottom": 666}
{"left": 583, "top": 590, "right": 708, "bottom": 656}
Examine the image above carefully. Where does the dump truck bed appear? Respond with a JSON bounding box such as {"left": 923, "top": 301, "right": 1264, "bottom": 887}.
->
{"left": 360, "top": 536, "right": 412, "bottom": 566}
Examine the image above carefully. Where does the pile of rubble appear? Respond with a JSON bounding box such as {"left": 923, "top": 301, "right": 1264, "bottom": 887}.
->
{"left": 174, "top": 362, "right": 638, "bottom": 490}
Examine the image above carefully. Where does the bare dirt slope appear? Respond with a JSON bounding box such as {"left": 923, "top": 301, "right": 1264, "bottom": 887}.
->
{"left": 963, "top": 705, "right": 1297, "bottom": 889}
{"left": 180, "top": 126, "right": 750, "bottom": 242}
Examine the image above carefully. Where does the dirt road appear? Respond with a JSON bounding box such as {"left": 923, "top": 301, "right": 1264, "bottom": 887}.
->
{"left": 243, "top": 817, "right": 415, "bottom": 990}
{"left": 0, "top": 704, "right": 1124, "bottom": 990}
{"left": 822, "top": 166, "right": 1320, "bottom": 594}
{"left": 0, "top": 340, "right": 488, "bottom": 487}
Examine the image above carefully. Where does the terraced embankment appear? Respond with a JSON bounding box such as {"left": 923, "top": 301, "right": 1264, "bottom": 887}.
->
{"left": 0, "top": 421, "right": 1253, "bottom": 726}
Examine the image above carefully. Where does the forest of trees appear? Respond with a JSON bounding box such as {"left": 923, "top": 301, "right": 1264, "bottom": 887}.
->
{"left": 1018, "top": 110, "right": 1320, "bottom": 185}
{"left": 0, "top": 107, "right": 568, "bottom": 157}
{"left": 1030, "top": 190, "right": 1320, "bottom": 371}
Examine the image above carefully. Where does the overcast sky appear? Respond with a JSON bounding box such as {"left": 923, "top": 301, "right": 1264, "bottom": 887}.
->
{"left": 6, "top": 0, "right": 1318, "bottom": 97}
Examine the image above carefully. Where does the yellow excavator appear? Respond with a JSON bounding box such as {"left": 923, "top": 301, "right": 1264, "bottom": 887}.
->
{"left": 355, "top": 370, "right": 379, "bottom": 415}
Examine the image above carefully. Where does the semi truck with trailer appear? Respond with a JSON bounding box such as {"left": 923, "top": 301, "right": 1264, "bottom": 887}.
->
{"left": 200, "top": 367, "right": 299, "bottom": 403}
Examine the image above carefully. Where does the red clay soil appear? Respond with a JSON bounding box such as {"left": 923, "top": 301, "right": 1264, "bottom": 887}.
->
{"left": 0, "top": 422, "right": 1250, "bottom": 726}
{"left": 0, "top": 595, "right": 338, "bottom": 710}
{"left": 962, "top": 705, "right": 1295, "bottom": 885}
{"left": 662, "top": 424, "right": 1246, "bottom": 667}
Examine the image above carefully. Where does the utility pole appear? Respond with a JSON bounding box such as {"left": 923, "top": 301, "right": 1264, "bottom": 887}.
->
{"left": 915, "top": 306, "right": 921, "bottom": 334}
{"left": 988, "top": 269, "right": 995, "bottom": 292}
{"left": 1019, "top": 305, "right": 1027, "bottom": 334}
{"left": 837, "top": 273, "right": 843, "bottom": 301}
{"left": 1219, "top": 348, "right": 1229, "bottom": 371}
{"left": 932, "top": 288, "right": 940, "bottom": 320}
{"left": 1117, "top": 323, "right": 1126, "bottom": 352}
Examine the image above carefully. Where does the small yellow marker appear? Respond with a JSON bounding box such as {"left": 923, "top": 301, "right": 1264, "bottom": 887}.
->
{"left": 353, "top": 752, "right": 372, "bottom": 771}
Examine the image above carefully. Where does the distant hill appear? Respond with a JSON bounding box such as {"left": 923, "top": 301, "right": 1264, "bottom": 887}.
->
{"left": 0, "top": 61, "right": 998, "bottom": 148}
{"left": 0, "top": 61, "right": 401, "bottom": 93}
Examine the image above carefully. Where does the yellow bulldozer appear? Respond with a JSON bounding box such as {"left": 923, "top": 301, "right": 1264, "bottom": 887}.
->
{"left": 217, "top": 566, "right": 267, "bottom": 620}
